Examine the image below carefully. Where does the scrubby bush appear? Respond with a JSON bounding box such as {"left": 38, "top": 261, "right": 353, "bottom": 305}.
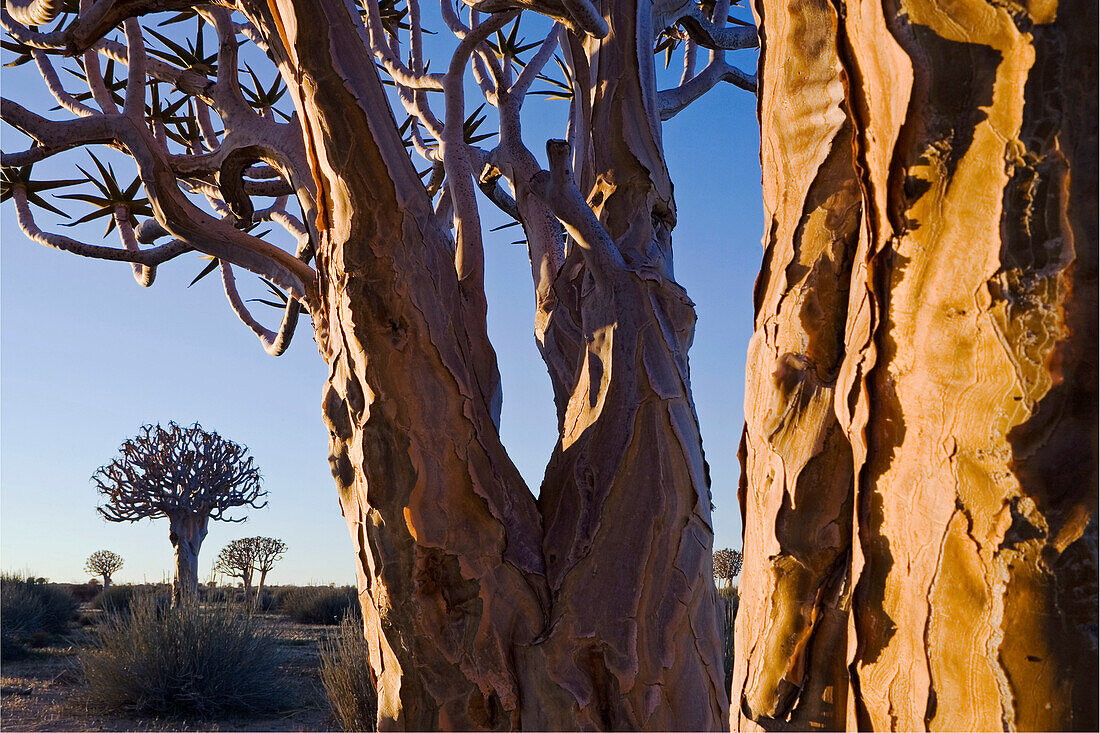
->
{"left": 277, "top": 586, "right": 359, "bottom": 625}
{"left": 2, "top": 582, "right": 43, "bottom": 661}
{"left": 320, "top": 615, "right": 377, "bottom": 731}
{"left": 255, "top": 589, "right": 276, "bottom": 613}
{"left": 1, "top": 574, "right": 77, "bottom": 659}
{"left": 2, "top": 581, "right": 45, "bottom": 637}
{"left": 92, "top": 585, "right": 136, "bottom": 615}
{"left": 81, "top": 596, "right": 287, "bottom": 717}
{"left": 93, "top": 585, "right": 170, "bottom": 617}
{"left": 1, "top": 575, "right": 75, "bottom": 635}
{"left": 201, "top": 585, "right": 230, "bottom": 604}
{"left": 68, "top": 581, "right": 103, "bottom": 604}
{"left": 273, "top": 585, "right": 298, "bottom": 609}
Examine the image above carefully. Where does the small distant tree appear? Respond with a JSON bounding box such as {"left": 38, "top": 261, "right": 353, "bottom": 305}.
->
{"left": 251, "top": 537, "right": 287, "bottom": 602}
{"left": 93, "top": 422, "right": 267, "bottom": 605}
{"left": 216, "top": 536, "right": 287, "bottom": 606}
{"left": 85, "top": 550, "right": 124, "bottom": 588}
{"left": 713, "top": 548, "right": 742, "bottom": 591}
{"left": 216, "top": 539, "right": 257, "bottom": 600}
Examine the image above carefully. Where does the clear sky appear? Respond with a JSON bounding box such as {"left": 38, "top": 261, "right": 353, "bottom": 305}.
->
{"left": 1, "top": 9, "right": 761, "bottom": 586}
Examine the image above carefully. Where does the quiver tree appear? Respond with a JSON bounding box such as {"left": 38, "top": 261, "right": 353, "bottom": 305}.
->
{"left": 85, "top": 549, "right": 124, "bottom": 587}
{"left": 1, "top": 0, "right": 759, "bottom": 726}
{"left": 712, "top": 548, "right": 741, "bottom": 591}
{"left": 215, "top": 535, "right": 286, "bottom": 604}
{"left": 250, "top": 536, "right": 286, "bottom": 600}
{"left": 215, "top": 537, "right": 257, "bottom": 599}
{"left": 734, "top": 0, "right": 1097, "bottom": 730}
{"left": 93, "top": 422, "right": 266, "bottom": 605}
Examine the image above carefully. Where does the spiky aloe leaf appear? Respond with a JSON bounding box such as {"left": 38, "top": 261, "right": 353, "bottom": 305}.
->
{"left": 463, "top": 103, "right": 495, "bottom": 145}
{"left": 57, "top": 153, "right": 153, "bottom": 235}
{"left": 145, "top": 19, "right": 217, "bottom": 76}
{"left": 246, "top": 278, "right": 290, "bottom": 309}
{"left": 531, "top": 56, "right": 574, "bottom": 101}
{"left": 1, "top": 164, "right": 81, "bottom": 217}
{"left": 188, "top": 256, "right": 220, "bottom": 287}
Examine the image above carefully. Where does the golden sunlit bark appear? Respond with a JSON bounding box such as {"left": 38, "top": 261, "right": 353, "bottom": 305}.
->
{"left": 235, "top": 0, "right": 727, "bottom": 727}
{"left": 735, "top": 0, "right": 1097, "bottom": 729}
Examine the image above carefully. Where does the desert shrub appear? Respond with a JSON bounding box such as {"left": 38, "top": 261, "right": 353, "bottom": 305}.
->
{"left": 272, "top": 585, "right": 300, "bottom": 608}
{"left": 320, "top": 615, "right": 377, "bottom": 731}
{"left": 201, "top": 586, "right": 229, "bottom": 604}
{"left": 93, "top": 585, "right": 169, "bottom": 617}
{"left": 255, "top": 589, "right": 276, "bottom": 612}
{"left": 68, "top": 581, "right": 103, "bottom": 604}
{"left": 278, "top": 586, "right": 359, "bottom": 625}
{"left": 81, "top": 596, "right": 287, "bottom": 718}
{"left": 1, "top": 581, "right": 44, "bottom": 660}
{"left": 2, "top": 581, "right": 46, "bottom": 638}
{"left": 1, "top": 574, "right": 76, "bottom": 660}
{"left": 1, "top": 574, "right": 76, "bottom": 634}
{"left": 92, "top": 585, "right": 136, "bottom": 615}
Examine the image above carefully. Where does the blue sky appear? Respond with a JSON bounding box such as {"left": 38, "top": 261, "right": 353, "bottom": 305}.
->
{"left": 1, "top": 10, "right": 761, "bottom": 585}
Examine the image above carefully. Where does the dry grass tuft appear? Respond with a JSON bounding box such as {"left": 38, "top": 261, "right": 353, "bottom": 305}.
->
{"left": 81, "top": 596, "right": 288, "bottom": 719}
{"left": 319, "top": 615, "right": 377, "bottom": 732}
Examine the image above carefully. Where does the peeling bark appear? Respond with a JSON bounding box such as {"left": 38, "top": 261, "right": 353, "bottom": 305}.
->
{"left": 735, "top": 0, "right": 1097, "bottom": 730}
{"left": 226, "top": 0, "right": 727, "bottom": 727}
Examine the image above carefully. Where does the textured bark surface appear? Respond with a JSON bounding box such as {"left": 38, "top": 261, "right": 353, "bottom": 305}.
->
{"left": 734, "top": 0, "right": 1097, "bottom": 729}
{"left": 168, "top": 513, "right": 208, "bottom": 606}
{"left": 234, "top": 0, "right": 725, "bottom": 728}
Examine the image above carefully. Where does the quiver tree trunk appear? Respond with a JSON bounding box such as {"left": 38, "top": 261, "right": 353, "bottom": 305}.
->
{"left": 168, "top": 513, "right": 209, "bottom": 606}
{"left": 238, "top": 0, "right": 726, "bottom": 728}
{"left": 734, "top": 0, "right": 1097, "bottom": 730}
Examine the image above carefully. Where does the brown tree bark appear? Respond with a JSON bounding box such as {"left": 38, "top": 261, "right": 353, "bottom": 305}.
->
{"left": 232, "top": 0, "right": 725, "bottom": 728}
{"left": 168, "top": 513, "right": 209, "bottom": 606}
{"left": 734, "top": 0, "right": 1097, "bottom": 730}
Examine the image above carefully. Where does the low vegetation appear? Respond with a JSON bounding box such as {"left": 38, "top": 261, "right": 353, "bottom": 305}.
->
{"left": 90, "top": 585, "right": 137, "bottom": 615}
{"left": 320, "top": 615, "right": 378, "bottom": 731}
{"left": 276, "top": 586, "right": 359, "bottom": 625}
{"left": 81, "top": 596, "right": 288, "bottom": 718}
{"left": 2, "top": 571, "right": 737, "bottom": 730}
{"left": 1, "top": 574, "right": 77, "bottom": 660}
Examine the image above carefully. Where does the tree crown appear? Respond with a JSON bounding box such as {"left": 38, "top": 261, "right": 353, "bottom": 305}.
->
{"left": 93, "top": 421, "right": 266, "bottom": 523}
{"left": 215, "top": 536, "right": 256, "bottom": 579}
{"left": 1, "top": 0, "right": 756, "bottom": 358}
{"left": 85, "top": 548, "right": 124, "bottom": 577}
{"left": 215, "top": 535, "right": 286, "bottom": 578}
{"left": 713, "top": 547, "right": 742, "bottom": 582}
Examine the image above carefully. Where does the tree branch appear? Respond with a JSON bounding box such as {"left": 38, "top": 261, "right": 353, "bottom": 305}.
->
{"left": 220, "top": 259, "right": 301, "bottom": 356}
{"left": 3, "top": 99, "right": 318, "bottom": 305}
{"left": 658, "top": 59, "right": 755, "bottom": 119}
{"left": 529, "top": 139, "right": 623, "bottom": 277}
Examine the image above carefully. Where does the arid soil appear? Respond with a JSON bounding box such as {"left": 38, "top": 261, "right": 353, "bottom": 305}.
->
{"left": 1, "top": 614, "right": 339, "bottom": 732}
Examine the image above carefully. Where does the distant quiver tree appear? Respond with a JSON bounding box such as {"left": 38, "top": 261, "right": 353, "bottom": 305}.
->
{"left": 215, "top": 536, "right": 287, "bottom": 606}
{"left": 712, "top": 548, "right": 742, "bottom": 591}
{"left": 215, "top": 537, "right": 257, "bottom": 599}
{"left": 85, "top": 549, "right": 124, "bottom": 587}
{"left": 93, "top": 421, "right": 266, "bottom": 605}
{"left": 250, "top": 536, "right": 286, "bottom": 601}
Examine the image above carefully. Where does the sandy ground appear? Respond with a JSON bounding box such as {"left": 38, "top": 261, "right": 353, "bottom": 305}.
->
{"left": 1, "top": 614, "right": 340, "bottom": 732}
